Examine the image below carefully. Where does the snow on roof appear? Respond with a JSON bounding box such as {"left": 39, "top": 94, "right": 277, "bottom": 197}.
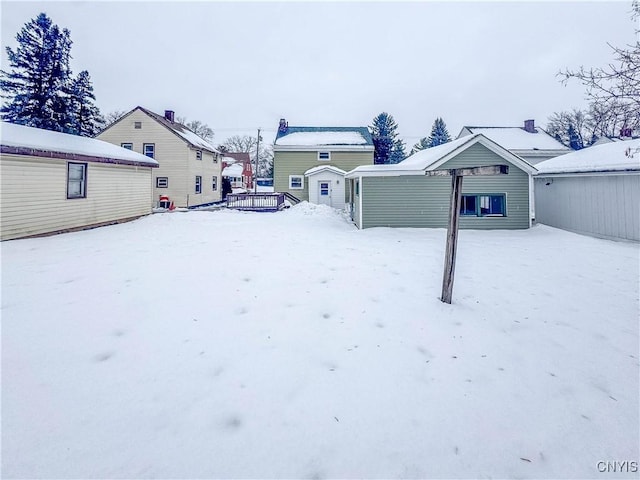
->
{"left": 276, "top": 131, "right": 369, "bottom": 146}
{"left": 174, "top": 127, "right": 218, "bottom": 153}
{"left": 304, "top": 165, "right": 347, "bottom": 176}
{"left": 222, "top": 163, "right": 244, "bottom": 177}
{"left": 535, "top": 139, "right": 640, "bottom": 175}
{"left": 346, "top": 134, "right": 536, "bottom": 178}
{"left": 462, "top": 127, "right": 569, "bottom": 151}
{"left": 0, "top": 122, "right": 159, "bottom": 166}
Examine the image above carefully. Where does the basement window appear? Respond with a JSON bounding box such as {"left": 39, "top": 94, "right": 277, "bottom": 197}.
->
{"left": 460, "top": 194, "right": 506, "bottom": 217}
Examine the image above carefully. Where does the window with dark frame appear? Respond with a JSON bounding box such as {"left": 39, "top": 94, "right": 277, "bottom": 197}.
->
{"left": 156, "top": 177, "right": 169, "bottom": 188}
{"left": 134, "top": 122, "right": 142, "bottom": 129}
{"left": 196, "top": 150, "right": 202, "bottom": 161}
{"left": 195, "top": 176, "right": 202, "bottom": 194}
{"left": 67, "top": 162, "right": 87, "bottom": 199}
{"left": 121, "top": 143, "right": 133, "bottom": 150}
{"left": 212, "top": 176, "right": 217, "bottom": 191}
{"left": 143, "top": 143, "right": 155, "bottom": 158}
{"left": 460, "top": 194, "right": 506, "bottom": 217}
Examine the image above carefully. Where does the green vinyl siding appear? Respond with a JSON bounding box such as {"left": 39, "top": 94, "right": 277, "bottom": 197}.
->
{"left": 274, "top": 150, "right": 373, "bottom": 202}
{"left": 361, "top": 143, "right": 530, "bottom": 229}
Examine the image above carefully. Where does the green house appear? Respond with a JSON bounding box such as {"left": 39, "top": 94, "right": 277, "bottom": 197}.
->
{"left": 273, "top": 119, "right": 374, "bottom": 209}
{"left": 345, "top": 134, "right": 537, "bottom": 229}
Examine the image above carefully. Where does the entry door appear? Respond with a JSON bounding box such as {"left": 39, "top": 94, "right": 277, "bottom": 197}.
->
{"left": 318, "top": 181, "right": 332, "bottom": 206}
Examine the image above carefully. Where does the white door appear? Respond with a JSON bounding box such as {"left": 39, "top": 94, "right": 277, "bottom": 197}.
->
{"left": 318, "top": 181, "right": 332, "bottom": 206}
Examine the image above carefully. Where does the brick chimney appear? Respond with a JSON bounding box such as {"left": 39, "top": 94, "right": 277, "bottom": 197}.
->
{"left": 164, "top": 110, "right": 175, "bottom": 122}
{"left": 278, "top": 118, "right": 288, "bottom": 133}
{"left": 524, "top": 119, "right": 536, "bottom": 133}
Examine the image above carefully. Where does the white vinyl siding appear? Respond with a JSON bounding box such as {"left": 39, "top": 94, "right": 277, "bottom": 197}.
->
{"left": 1, "top": 154, "right": 153, "bottom": 240}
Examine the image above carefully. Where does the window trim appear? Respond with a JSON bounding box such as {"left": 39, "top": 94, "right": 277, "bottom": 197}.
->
{"left": 67, "top": 162, "right": 87, "bottom": 199}
{"left": 195, "top": 175, "right": 202, "bottom": 194}
{"left": 156, "top": 177, "right": 169, "bottom": 188}
{"left": 121, "top": 142, "right": 133, "bottom": 150}
{"left": 289, "top": 175, "right": 304, "bottom": 190}
{"left": 143, "top": 143, "right": 155, "bottom": 159}
{"left": 196, "top": 150, "right": 202, "bottom": 161}
{"left": 460, "top": 193, "right": 507, "bottom": 217}
{"left": 318, "top": 151, "right": 331, "bottom": 161}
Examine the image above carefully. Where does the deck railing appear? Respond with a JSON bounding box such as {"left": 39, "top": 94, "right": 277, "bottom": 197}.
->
{"left": 226, "top": 193, "right": 285, "bottom": 212}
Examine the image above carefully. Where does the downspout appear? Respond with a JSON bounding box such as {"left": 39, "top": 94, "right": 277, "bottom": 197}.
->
{"left": 358, "top": 175, "right": 363, "bottom": 229}
{"left": 529, "top": 173, "right": 534, "bottom": 227}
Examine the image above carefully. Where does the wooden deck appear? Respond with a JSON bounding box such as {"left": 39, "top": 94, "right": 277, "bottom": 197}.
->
{"left": 226, "top": 193, "right": 286, "bottom": 212}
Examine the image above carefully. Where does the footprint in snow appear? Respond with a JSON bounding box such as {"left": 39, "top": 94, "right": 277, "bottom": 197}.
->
{"left": 93, "top": 351, "right": 114, "bottom": 362}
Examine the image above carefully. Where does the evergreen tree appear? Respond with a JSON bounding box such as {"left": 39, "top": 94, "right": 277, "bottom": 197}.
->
{"left": 0, "top": 13, "right": 73, "bottom": 131}
{"left": 410, "top": 137, "right": 430, "bottom": 155}
{"left": 426, "top": 117, "right": 451, "bottom": 147}
{"left": 68, "top": 70, "right": 104, "bottom": 136}
{"left": 370, "top": 112, "right": 406, "bottom": 164}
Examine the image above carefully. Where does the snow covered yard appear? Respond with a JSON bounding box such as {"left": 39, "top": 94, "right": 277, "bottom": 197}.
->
{"left": 2, "top": 203, "right": 638, "bottom": 479}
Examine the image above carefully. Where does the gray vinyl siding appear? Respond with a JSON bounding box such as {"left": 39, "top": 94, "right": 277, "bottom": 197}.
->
{"left": 535, "top": 174, "right": 640, "bottom": 241}
{"left": 274, "top": 151, "right": 373, "bottom": 202}
{"left": 1, "top": 154, "right": 153, "bottom": 240}
{"left": 360, "top": 143, "right": 530, "bottom": 229}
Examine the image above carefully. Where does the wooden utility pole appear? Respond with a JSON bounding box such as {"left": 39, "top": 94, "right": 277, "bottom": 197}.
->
{"left": 425, "top": 165, "right": 509, "bottom": 304}
{"left": 255, "top": 128, "right": 260, "bottom": 194}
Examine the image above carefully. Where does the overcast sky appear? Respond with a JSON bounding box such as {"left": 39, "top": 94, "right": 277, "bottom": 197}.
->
{"left": 1, "top": 1, "right": 637, "bottom": 148}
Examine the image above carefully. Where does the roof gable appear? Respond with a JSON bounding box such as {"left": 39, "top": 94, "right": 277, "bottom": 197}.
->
{"left": 345, "top": 134, "right": 536, "bottom": 178}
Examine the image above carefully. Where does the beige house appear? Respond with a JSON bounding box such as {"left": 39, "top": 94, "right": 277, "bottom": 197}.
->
{"left": 1, "top": 122, "right": 158, "bottom": 241}
{"left": 98, "top": 107, "right": 221, "bottom": 208}
{"left": 273, "top": 119, "right": 375, "bottom": 208}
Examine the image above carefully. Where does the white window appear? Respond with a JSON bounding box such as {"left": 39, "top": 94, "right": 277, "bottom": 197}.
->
{"left": 121, "top": 143, "right": 133, "bottom": 150}
{"left": 195, "top": 176, "right": 202, "bottom": 194}
{"left": 156, "top": 177, "right": 168, "bottom": 188}
{"left": 196, "top": 150, "right": 202, "bottom": 161}
{"left": 143, "top": 143, "right": 155, "bottom": 158}
{"left": 318, "top": 151, "right": 331, "bottom": 161}
{"left": 67, "top": 162, "right": 87, "bottom": 199}
{"left": 289, "top": 175, "right": 304, "bottom": 189}
{"left": 213, "top": 153, "right": 218, "bottom": 163}
{"left": 212, "top": 176, "right": 218, "bottom": 191}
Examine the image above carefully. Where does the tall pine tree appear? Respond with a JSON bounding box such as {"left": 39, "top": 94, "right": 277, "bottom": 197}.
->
{"left": 426, "top": 117, "right": 451, "bottom": 147}
{"left": 68, "top": 71, "right": 104, "bottom": 136}
{"left": 1, "top": 12, "right": 101, "bottom": 135}
{"left": 370, "top": 112, "right": 406, "bottom": 164}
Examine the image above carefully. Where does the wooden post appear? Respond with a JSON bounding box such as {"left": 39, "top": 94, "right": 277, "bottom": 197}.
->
{"left": 441, "top": 172, "right": 463, "bottom": 304}
{"left": 425, "top": 164, "right": 509, "bottom": 304}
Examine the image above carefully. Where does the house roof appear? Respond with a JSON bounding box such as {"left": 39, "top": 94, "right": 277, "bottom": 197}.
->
{"left": 345, "top": 134, "right": 536, "bottom": 178}
{"left": 458, "top": 126, "right": 570, "bottom": 152}
{"left": 274, "top": 126, "right": 374, "bottom": 150}
{"left": 106, "top": 106, "right": 220, "bottom": 154}
{"left": 222, "top": 152, "right": 251, "bottom": 163}
{"left": 535, "top": 138, "right": 640, "bottom": 175}
{"left": 222, "top": 163, "right": 244, "bottom": 177}
{"left": 304, "top": 165, "right": 347, "bottom": 177}
{"left": 0, "top": 122, "right": 159, "bottom": 167}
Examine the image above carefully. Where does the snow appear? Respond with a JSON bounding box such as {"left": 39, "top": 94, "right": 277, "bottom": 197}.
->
{"left": 535, "top": 138, "right": 640, "bottom": 174}
{"left": 304, "top": 165, "right": 347, "bottom": 176}
{"left": 222, "top": 163, "right": 244, "bottom": 177}
{"left": 0, "top": 122, "right": 159, "bottom": 166}
{"left": 276, "top": 131, "right": 369, "bottom": 146}
{"left": 173, "top": 126, "right": 219, "bottom": 153}
{"left": 463, "top": 127, "right": 570, "bottom": 151}
{"left": 2, "top": 205, "right": 638, "bottom": 479}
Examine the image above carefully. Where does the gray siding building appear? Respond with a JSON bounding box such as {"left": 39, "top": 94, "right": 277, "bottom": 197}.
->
{"left": 345, "top": 134, "right": 536, "bottom": 230}
{"left": 534, "top": 139, "right": 640, "bottom": 242}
